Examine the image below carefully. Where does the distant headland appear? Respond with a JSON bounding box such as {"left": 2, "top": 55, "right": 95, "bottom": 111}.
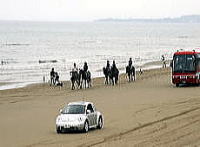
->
{"left": 96, "top": 15, "right": 200, "bottom": 23}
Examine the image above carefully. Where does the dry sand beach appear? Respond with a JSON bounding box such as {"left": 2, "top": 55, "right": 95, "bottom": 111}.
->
{"left": 1, "top": 67, "right": 200, "bottom": 147}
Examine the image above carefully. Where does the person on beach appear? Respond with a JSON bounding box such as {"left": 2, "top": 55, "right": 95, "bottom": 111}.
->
{"left": 161, "top": 55, "right": 166, "bottom": 68}
{"left": 70, "top": 63, "right": 80, "bottom": 90}
{"left": 72, "top": 63, "right": 78, "bottom": 73}
{"left": 126, "top": 58, "right": 136, "bottom": 82}
{"left": 83, "top": 62, "right": 88, "bottom": 72}
{"left": 54, "top": 72, "right": 63, "bottom": 87}
{"left": 50, "top": 68, "right": 55, "bottom": 86}
{"left": 106, "top": 60, "right": 110, "bottom": 70}
{"left": 112, "top": 60, "right": 116, "bottom": 69}
{"left": 128, "top": 58, "right": 133, "bottom": 67}
{"left": 110, "top": 60, "right": 119, "bottom": 85}
{"left": 55, "top": 72, "right": 59, "bottom": 84}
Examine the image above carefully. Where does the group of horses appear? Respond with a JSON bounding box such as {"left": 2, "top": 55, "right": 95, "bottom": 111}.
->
{"left": 70, "top": 64, "right": 136, "bottom": 90}
{"left": 70, "top": 69, "right": 92, "bottom": 90}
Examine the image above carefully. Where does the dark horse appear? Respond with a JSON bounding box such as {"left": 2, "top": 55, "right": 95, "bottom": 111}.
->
{"left": 79, "top": 69, "right": 92, "bottom": 89}
{"left": 126, "top": 65, "right": 135, "bottom": 82}
{"left": 70, "top": 71, "right": 80, "bottom": 90}
{"left": 110, "top": 66, "right": 119, "bottom": 85}
{"left": 103, "top": 67, "right": 112, "bottom": 85}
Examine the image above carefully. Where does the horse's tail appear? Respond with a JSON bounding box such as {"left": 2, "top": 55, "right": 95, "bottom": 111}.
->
{"left": 103, "top": 67, "right": 106, "bottom": 75}
{"left": 126, "top": 66, "right": 128, "bottom": 74}
{"left": 114, "top": 68, "right": 119, "bottom": 75}
{"left": 87, "top": 71, "right": 91, "bottom": 79}
{"left": 132, "top": 66, "right": 135, "bottom": 73}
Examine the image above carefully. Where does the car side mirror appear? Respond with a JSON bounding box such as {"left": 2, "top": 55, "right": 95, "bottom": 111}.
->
{"left": 86, "top": 110, "right": 91, "bottom": 114}
{"left": 59, "top": 109, "right": 62, "bottom": 113}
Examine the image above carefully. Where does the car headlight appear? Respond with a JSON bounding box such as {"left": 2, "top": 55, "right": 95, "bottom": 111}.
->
{"left": 56, "top": 117, "right": 61, "bottom": 123}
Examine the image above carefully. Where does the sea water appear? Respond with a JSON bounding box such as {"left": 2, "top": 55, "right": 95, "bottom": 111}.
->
{"left": 0, "top": 21, "right": 200, "bottom": 90}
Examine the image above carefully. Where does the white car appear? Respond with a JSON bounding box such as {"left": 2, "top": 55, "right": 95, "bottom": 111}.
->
{"left": 56, "top": 101, "right": 104, "bottom": 133}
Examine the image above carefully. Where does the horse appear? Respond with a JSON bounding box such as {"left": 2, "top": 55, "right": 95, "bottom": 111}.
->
{"left": 126, "top": 65, "right": 135, "bottom": 82}
{"left": 79, "top": 69, "right": 92, "bottom": 89}
{"left": 110, "top": 66, "right": 119, "bottom": 85}
{"left": 103, "top": 67, "right": 112, "bottom": 85}
{"left": 70, "top": 70, "right": 80, "bottom": 90}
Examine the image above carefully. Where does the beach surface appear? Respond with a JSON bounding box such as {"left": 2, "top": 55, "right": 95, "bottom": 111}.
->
{"left": 1, "top": 67, "right": 200, "bottom": 147}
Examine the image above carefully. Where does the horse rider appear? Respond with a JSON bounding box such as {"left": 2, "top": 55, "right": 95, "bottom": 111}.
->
{"left": 106, "top": 60, "right": 110, "bottom": 70}
{"left": 50, "top": 68, "right": 55, "bottom": 85}
{"left": 111, "top": 60, "right": 117, "bottom": 71}
{"left": 128, "top": 58, "right": 133, "bottom": 67}
{"left": 83, "top": 62, "right": 88, "bottom": 72}
{"left": 72, "top": 63, "right": 78, "bottom": 73}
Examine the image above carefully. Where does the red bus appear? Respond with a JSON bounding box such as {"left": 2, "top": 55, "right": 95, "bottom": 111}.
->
{"left": 172, "top": 50, "right": 200, "bottom": 87}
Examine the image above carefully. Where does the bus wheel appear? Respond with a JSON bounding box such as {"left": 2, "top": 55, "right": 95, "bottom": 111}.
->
{"left": 176, "top": 83, "right": 179, "bottom": 87}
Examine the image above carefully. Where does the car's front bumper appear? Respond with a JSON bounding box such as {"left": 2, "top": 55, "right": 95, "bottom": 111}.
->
{"left": 56, "top": 121, "right": 85, "bottom": 131}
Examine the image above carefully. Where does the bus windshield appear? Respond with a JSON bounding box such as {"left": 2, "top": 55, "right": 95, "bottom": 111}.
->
{"left": 173, "top": 54, "right": 196, "bottom": 73}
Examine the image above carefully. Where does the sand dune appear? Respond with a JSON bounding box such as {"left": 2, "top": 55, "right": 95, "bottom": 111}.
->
{"left": 0, "top": 67, "right": 200, "bottom": 147}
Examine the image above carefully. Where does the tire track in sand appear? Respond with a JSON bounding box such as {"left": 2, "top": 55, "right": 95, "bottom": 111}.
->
{"left": 81, "top": 107, "right": 200, "bottom": 147}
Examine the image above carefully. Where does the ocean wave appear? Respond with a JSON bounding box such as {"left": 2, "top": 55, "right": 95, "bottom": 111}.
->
{"left": 38, "top": 60, "right": 57, "bottom": 64}
{"left": 2, "top": 43, "right": 30, "bottom": 46}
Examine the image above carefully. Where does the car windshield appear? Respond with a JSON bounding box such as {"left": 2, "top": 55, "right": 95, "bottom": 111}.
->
{"left": 173, "top": 54, "right": 196, "bottom": 73}
{"left": 61, "top": 105, "right": 85, "bottom": 114}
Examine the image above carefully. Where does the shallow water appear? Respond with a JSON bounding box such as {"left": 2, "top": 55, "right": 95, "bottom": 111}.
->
{"left": 0, "top": 21, "right": 200, "bottom": 90}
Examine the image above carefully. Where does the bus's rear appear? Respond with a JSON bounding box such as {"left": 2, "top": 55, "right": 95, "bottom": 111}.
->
{"left": 172, "top": 51, "right": 200, "bottom": 87}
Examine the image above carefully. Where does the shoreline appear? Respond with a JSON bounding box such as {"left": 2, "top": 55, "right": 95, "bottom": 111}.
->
{"left": 0, "top": 60, "right": 170, "bottom": 91}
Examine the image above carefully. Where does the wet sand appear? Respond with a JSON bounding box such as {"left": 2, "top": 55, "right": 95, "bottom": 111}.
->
{"left": 1, "top": 67, "right": 200, "bottom": 147}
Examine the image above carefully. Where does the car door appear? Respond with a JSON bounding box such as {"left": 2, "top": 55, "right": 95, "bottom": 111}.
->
{"left": 92, "top": 104, "right": 98, "bottom": 125}
{"left": 86, "top": 104, "right": 95, "bottom": 126}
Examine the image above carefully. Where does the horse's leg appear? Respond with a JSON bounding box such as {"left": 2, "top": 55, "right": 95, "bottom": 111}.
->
{"left": 116, "top": 76, "right": 118, "bottom": 84}
{"left": 80, "top": 79, "right": 83, "bottom": 89}
{"left": 127, "top": 73, "right": 130, "bottom": 82}
{"left": 131, "top": 72, "right": 133, "bottom": 81}
{"left": 86, "top": 79, "right": 89, "bottom": 88}
{"left": 90, "top": 79, "right": 92, "bottom": 87}
{"left": 112, "top": 77, "right": 114, "bottom": 85}
{"left": 109, "top": 75, "right": 112, "bottom": 85}
{"left": 105, "top": 76, "right": 107, "bottom": 84}
{"left": 72, "top": 80, "right": 75, "bottom": 90}
{"left": 111, "top": 77, "right": 114, "bottom": 85}
{"left": 71, "top": 80, "right": 73, "bottom": 90}
{"left": 77, "top": 78, "right": 80, "bottom": 89}
{"left": 75, "top": 79, "right": 78, "bottom": 89}
{"left": 53, "top": 78, "right": 56, "bottom": 85}
{"left": 88, "top": 79, "right": 90, "bottom": 88}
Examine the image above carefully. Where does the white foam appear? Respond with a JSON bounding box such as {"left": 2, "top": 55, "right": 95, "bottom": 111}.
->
{"left": 0, "top": 82, "right": 38, "bottom": 90}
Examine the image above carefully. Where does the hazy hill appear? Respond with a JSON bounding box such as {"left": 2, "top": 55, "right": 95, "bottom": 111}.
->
{"left": 97, "top": 15, "right": 200, "bottom": 23}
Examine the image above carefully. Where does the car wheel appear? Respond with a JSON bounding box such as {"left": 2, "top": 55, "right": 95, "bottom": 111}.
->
{"left": 176, "top": 83, "right": 179, "bottom": 87}
{"left": 83, "top": 121, "right": 89, "bottom": 133}
{"left": 97, "top": 117, "right": 103, "bottom": 129}
{"left": 56, "top": 127, "right": 61, "bottom": 134}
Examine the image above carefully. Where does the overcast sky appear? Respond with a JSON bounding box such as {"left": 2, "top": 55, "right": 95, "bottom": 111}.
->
{"left": 0, "top": 0, "right": 199, "bottom": 21}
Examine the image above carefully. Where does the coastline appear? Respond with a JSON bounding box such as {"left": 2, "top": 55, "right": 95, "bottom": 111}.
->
{"left": 0, "top": 60, "right": 170, "bottom": 91}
